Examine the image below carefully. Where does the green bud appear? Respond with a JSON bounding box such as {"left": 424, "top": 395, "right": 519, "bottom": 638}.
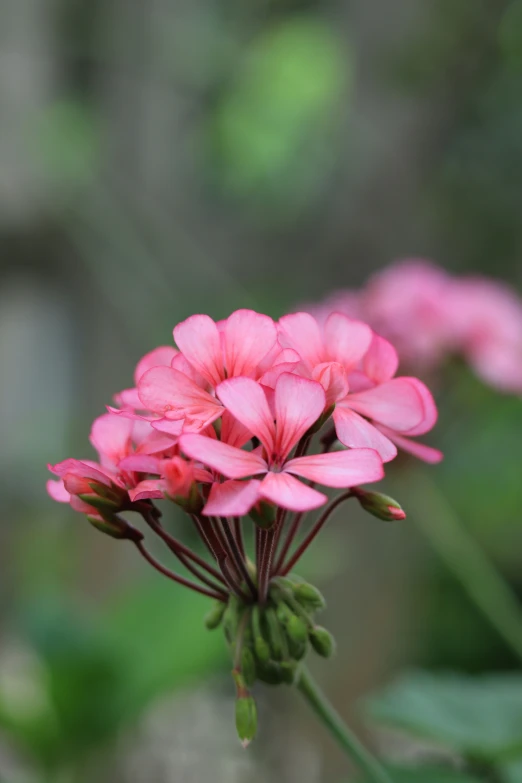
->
{"left": 79, "top": 493, "right": 121, "bottom": 512}
{"left": 286, "top": 635, "right": 307, "bottom": 661}
{"left": 280, "top": 660, "right": 298, "bottom": 685}
{"left": 352, "top": 488, "right": 406, "bottom": 522}
{"left": 265, "top": 608, "right": 285, "bottom": 661}
{"left": 275, "top": 602, "right": 294, "bottom": 626}
{"left": 223, "top": 596, "right": 242, "bottom": 644}
{"left": 205, "top": 600, "right": 227, "bottom": 630}
{"left": 86, "top": 514, "right": 143, "bottom": 542}
{"left": 235, "top": 696, "right": 257, "bottom": 747}
{"left": 286, "top": 614, "right": 309, "bottom": 645}
{"left": 251, "top": 606, "right": 271, "bottom": 663}
{"left": 256, "top": 660, "right": 286, "bottom": 685}
{"left": 241, "top": 647, "right": 257, "bottom": 688}
{"left": 171, "top": 483, "right": 204, "bottom": 514}
{"left": 309, "top": 626, "right": 335, "bottom": 658}
{"left": 249, "top": 501, "right": 276, "bottom": 529}
{"left": 293, "top": 582, "right": 326, "bottom": 612}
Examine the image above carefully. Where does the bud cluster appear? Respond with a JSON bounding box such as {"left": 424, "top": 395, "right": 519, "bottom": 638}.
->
{"left": 206, "top": 574, "right": 334, "bottom": 745}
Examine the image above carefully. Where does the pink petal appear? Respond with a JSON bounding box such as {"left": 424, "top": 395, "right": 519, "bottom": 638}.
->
{"left": 378, "top": 426, "right": 443, "bottom": 464}
{"left": 274, "top": 373, "right": 325, "bottom": 460}
{"left": 216, "top": 377, "right": 275, "bottom": 454}
{"left": 286, "top": 448, "right": 384, "bottom": 487}
{"left": 347, "top": 377, "right": 425, "bottom": 432}
{"left": 46, "top": 479, "right": 70, "bottom": 503}
{"left": 170, "top": 352, "right": 207, "bottom": 386}
{"left": 203, "top": 480, "right": 262, "bottom": 516}
{"left": 324, "top": 313, "right": 373, "bottom": 370}
{"left": 278, "top": 312, "right": 325, "bottom": 367}
{"left": 312, "top": 362, "right": 349, "bottom": 406}
{"left": 113, "top": 387, "right": 142, "bottom": 409}
{"left": 134, "top": 346, "right": 178, "bottom": 384}
{"left": 400, "top": 379, "right": 438, "bottom": 435}
{"left": 118, "top": 455, "right": 161, "bottom": 473}
{"left": 129, "top": 479, "right": 164, "bottom": 501}
{"left": 224, "top": 309, "right": 277, "bottom": 377}
{"left": 138, "top": 366, "right": 223, "bottom": 426}
{"left": 135, "top": 430, "right": 178, "bottom": 454}
{"left": 89, "top": 414, "right": 133, "bottom": 466}
{"left": 174, "top": 314, "right": 223, "bottom": 386}
{"left": 333, "top": 406, "right": 397, "bottom": 462}
{"left": 151, "top": 418, "right": 184, "bottom": 437}
{"left": 363, "top": 334, "right": 399, "bottom": 384}
{"left": 49, "top": 459, "right": 112, "bottom": 486}
{"left": 260, "top": 471, "right": 327, "bottom": 511}
{"left": 180, "top": 434, "right": 267, "bottom": 479}
{"left": 221, "top": 410, "right": 253, "bottom": 449}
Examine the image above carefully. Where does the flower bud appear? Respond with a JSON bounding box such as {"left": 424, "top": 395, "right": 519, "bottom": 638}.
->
{"left": 241, "top": 647, "right": 257, "bottom": 688}
{"left": 352, "top": 488, "right": 406, "bottom": 521}
{"left": 279, "top": 660, "right": 298, "bottom": 685}
{"left": 223, "top": 596, "right": 242, "bottom": 644}
{"left": 249, "top": 501, "right": 276, "bottom": 530}
{"left": 251, "top": 607, "right": 271, "bottom": 663}
{"left": 86, "top": 514, "right": 143, "bottom": 542}
{"left": 309, "top": 626, "right": 336, "bottom": 658}
{"left": 286, "top": 614, "right": 309, "bottom": 645}
{"left": 265, "top": 608, "right": 285, "bottom": 661}
{"left": 256, "top": 660, "right": 286, "bottom": 685}
{"left": 205, "top": 600, "right": 227, "bottom": 630}
{"left": 292, "top": 582, "right": 326, "bottom": 611}
{"left": 235, "top": 695, "right": 257, "bottom": 747}
{"left": 163, "top": 457, "right": 203, "bottom": 513}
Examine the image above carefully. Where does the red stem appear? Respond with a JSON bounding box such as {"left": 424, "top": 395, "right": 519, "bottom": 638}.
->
{"left": 134, "top": 541, "right": 226, "bottom": 601}
{"left": 220, "top": 518, "right": 257, "bottom": 599}
{"left": 274, "top": 510, "right": 304, "bottom": 574}
{"left": 233, "top": 517, "right": 245, "bottom": 560}
{"left": 281, "top": 491, "right": 354, "bottom": 576}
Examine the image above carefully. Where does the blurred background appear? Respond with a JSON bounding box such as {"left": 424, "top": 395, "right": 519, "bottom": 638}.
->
{"left": 2, "top": 0, "right": 522, "bottom": 780}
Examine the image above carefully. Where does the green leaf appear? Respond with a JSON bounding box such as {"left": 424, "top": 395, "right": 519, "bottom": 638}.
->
{"left": 100, "top": 579, "right": 228, "bottom": 723}
{"left": 366, "top": 671, "right": 522, "bottom": 762}
{"left": 357, "top": 765, "right": 482, "bottom": 783}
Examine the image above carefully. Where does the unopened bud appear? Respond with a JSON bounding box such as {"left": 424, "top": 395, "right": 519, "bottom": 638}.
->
{"left": 293, "top": 583, "right": 326, "bottom": 611}
{"left": 256, "top": 660, "right": 286, "bottom": 685}
{"left": 279, "top": 660, "right": 298, "bottom": 685}
{"left": 249, "top": 501, "right": 276, "bottom": 530}
{"left": 251, "top": 607, "right": 270, "bottom": 663}
{"left": 86, "top": 514, "right": 143, "bottom": 542}
{"left": 265, "top": 608, "right": 285, "bottom": 661}
{"left": 223, "top": 596, "right": 242, "bottom": 643}
{"left": 79, "top": 481, "right": 126, "bottom": 512}
{"left": 309, "top": 626, "right": 335, "bottom": 658}
{"left": 286, "top": 615, "right": 309, "bottom": 645}
{"left": 352, "top": 488, "right": 406, "bottom": 522}
{"left": 235, "top": 696, "right": 257, "bottom": 747}
{"left": 205, "top": 600, "right": 227, "bottom": 630}
{"left": 241, "top": 647, "right": 257, "bottom": 688}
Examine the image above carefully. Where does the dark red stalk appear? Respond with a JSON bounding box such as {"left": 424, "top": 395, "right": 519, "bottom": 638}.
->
{"left": 134, "top": 541, "right": 226, "bottom": 601}
{"left": 220, "top": 517, "right": 257, "bottom": 599}
{"left": 281, "top": 491, "right": 354, "bottom": 576}
{"left": 274, "top": 510, "right": 304, "bottom": 574}
{"left": 219, "top": 555, "right": 251, "bottom": 602}
{"left": 233, "top": 517, "right": 245, "bottom": 560}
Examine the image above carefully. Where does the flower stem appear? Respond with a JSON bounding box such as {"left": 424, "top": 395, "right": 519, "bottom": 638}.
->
{"left": 406, "top": 470, "right": 522, "bottom": 664}
{"left": 134, "top": 541, "right": 226, "bottom": 601}
{"left": 296, "top": 667, "right": 394, "bottom": 783}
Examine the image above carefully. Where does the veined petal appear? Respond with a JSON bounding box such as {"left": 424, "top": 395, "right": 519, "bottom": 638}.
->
{"left": 347, "top": 377, "right": 425, "bottom": 432}
{"left": 224, "top": 309, "right": 277, "bottom": 377}
{"left": 312, "top": 362, "right": 349, "bottom": 406}
{"left": 260, "top": 471, "right": 326, "bottom": 511}
{"left": 89, "top": 413, "right": 133, "bottom": 466}
{"left": 113, "top": 387, "right": 142, "bottom": 409}
{"left": 378, "top": 426, "right": 443, "bottom": 464}
{"left": 174, "top": 314, "right": 223, "bottom": 386}
{"left": 180, "top": 434, "right": 267, "bottom": 479}
{"left": 274, "top": 373, "right": 325, "bottom": 460}
{"left": 134, "top": 346, "right": 178, "bottom": 384}
{"left": 118, "top": 455, "right": 161, "bottom": 473}
{"left": 138, "top": 366, "right": 223, "bottom": 424}
{"left": 286, "top": 448, "right": 384, "bottom": 487}
{"left": 217, "top": 377, "right": 275, "bottom": 454}
{"left": 363, "top": 334, "right": 399, "bottom": 384}
{"left": 129, "top": 479, "right": 164, "bottom": 501}
{"left": 151, "top": 418, "right": 184, "bottom": 437}
{"left": 333, "top": 406, "right": 397, "bottom": 462}
{"left": 401, "top": 378, "right": 438, "bottom": 435}
{"left": 221, "top": 410, "right": 253, "bottom": 449}
{"left": 278, "top": 312, "right": 325, "bottom": 367}
{"left": 49, "top": 459, "right": 112, "bottom": 486}
{"left": 324, "top": 313, "right": 373, "bottom": 369}
{"left": 203, "top": 480, "right": 262, "bottom": 516}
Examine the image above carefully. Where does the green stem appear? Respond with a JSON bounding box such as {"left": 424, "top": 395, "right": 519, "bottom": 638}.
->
{"left": 406, "top": 471, "right": 522, "bottom": 664}
{"left": 296, "top": 667, "right": 394, "bottom": 783}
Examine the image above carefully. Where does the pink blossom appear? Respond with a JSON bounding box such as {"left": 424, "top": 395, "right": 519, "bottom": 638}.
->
{"left": 47, "top": 458, "right": 126, "bottom": 514}
{"left": 180, "top": 373, "right": 384, "bottom": 515}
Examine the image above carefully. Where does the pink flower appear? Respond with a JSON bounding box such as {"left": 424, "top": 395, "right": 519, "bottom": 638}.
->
{"left": 180, "top": 373, "right": 384, "bottom": 515}
{"left": 278, "top": 312, "right": 441, "bottom": 464}
{"left": 47, "top": 459, "right": 126, "bottom": 514}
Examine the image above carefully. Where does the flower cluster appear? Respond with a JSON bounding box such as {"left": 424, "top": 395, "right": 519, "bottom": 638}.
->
{"left": 306, "top": 260, "right": 522, "bottom": 395}
{"left": 47, "top": 308, "right": 439, "bottom": 744}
